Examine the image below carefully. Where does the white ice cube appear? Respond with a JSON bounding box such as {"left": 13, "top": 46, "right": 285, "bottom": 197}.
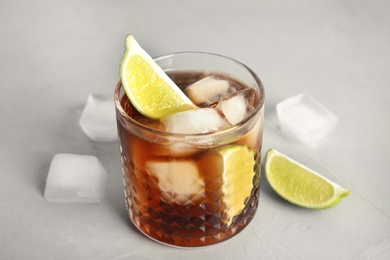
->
{"left": 184, "top": 76, "right": 231, "bottom": 105}
{"left": 161, "top": 108, "right": 229, "bottom": 134}
{"left": 44, "top": 154, "right": 108, "bottom": 203}
{"left": 145, "top": 160, "right": 205, "bottom": 204}
{"left": 216, "top": 88, "right": 257, "bottom": 125}
{"left": 276, "top": 94, "right": 338, "bottom": 145}
{"left": 218, "top": 94, "right": 247, "bottom": 125}
{"left": 79, "top": 94, "right": 117, "bottom": 142}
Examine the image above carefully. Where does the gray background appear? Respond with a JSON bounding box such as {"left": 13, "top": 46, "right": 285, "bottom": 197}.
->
{"left": 1, "top": 0, "right": 389, "bottom": 259}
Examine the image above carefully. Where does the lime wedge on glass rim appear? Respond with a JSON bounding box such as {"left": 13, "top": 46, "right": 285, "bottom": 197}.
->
{"left": 119, "top": 34, "right": 197, "bottom": 119}
{"left": 265, "top": 149, "right": 350, "bottom": 209}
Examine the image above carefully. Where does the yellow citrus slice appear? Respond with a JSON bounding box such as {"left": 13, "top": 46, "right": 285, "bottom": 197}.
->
{"left": 119, "top": 35, "right": 196, "bottom": 119}
{"left": 265, "top": 149, "right": 350, "bottom": 209}
{"left": 198, "top": 145, "right": 256, "bottom": 226}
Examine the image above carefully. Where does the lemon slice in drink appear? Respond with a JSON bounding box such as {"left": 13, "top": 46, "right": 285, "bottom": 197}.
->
{"left": 265, "top": 149, "right": 350, "bottom": 209}
{"left": 120, "top": 35, "right": 196, "bottom": 119}
{"left": 198, "top": 145, "right": 256, "bottom": 226}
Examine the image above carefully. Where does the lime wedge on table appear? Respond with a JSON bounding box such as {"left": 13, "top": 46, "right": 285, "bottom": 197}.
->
{"left": 198, "top": 145, "right": 256, "bottom": 226}
{"left": 119, "top": 35, "right": 196, "bottom": 119}
{"left": 265, "top": 149, "right": 350, "bottom": 209}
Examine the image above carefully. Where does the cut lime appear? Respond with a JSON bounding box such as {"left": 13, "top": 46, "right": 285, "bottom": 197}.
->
{"left": 119, "top": 35, "right": 196, "bottom": 119}
{"left": 198, "top": 145, "right": 256, "bottom": 226}
{"left": 265, "top": 149, "right": 350, "bottom": 209}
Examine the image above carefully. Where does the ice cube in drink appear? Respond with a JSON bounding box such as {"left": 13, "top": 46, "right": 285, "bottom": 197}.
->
{"left": 184, "top": 75, "right": 234, "bottom": 106}
{"left": 161, "top": 108, "right": 229, "bottom": 134}
{"left": 216, "top": 88, "right": 258, "bottom": 125}
{"left": 145, "top": 160, "right": 205, "bottom": 204}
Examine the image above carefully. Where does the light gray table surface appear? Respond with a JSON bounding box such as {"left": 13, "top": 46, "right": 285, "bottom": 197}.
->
{"left": 1, "top": 0, "right": 389, "bottom": 259}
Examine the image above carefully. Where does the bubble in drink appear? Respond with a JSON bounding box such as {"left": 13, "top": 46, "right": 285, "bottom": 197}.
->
{"left": 79, "top": 94, "right": 117, "bottom": 142}
{"left": 276, "top": 93, "right": 338, "bottom": 145}
{"left": 44, "top": 154, "right": 108, "bottom": 203}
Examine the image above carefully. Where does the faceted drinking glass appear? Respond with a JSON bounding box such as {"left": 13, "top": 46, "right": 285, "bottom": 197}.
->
{"left": 115, "top": 52, "right": 265, "bottom": 247}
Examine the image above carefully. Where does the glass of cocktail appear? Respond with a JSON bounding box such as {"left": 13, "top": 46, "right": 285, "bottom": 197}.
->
{"left": 115, "top": 37, "right": 265, "bottom": 247}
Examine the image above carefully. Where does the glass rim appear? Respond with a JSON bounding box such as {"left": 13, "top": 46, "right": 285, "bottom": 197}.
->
{"left": 114, "top": 51, "right": 265, "bottom": 139}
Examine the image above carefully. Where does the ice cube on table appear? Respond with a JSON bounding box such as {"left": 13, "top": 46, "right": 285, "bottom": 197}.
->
{"left": 217, "top": 88, "right": 257, "bottom": 125}
{"left": 276, "top": 93, "right": 338, "bottom": 145}
{"left": 44, "top": 154, "right": 108, "bottom": 203}
{"left": 79, "top": 94, "right": 117, "bottom": 142}
{"left": 161, "top": 108, "right": 230, "bottom": 134}
{"left": 145, "top": 160, "right": 205, "bottom": 204}
{"left": 184, "top": 75, "right": 232, "bottom": 105}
